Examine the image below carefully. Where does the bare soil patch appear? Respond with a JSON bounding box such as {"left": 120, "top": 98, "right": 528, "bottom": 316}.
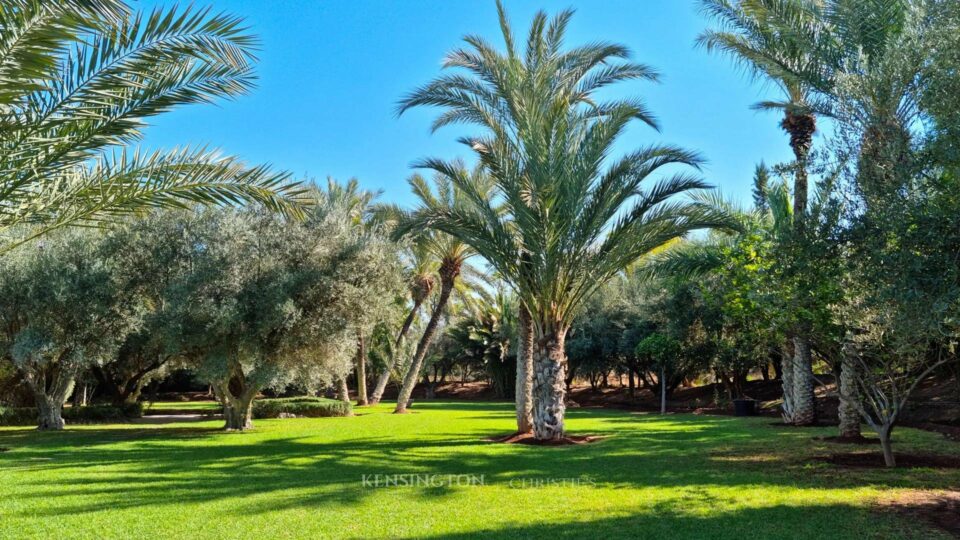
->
{"left": 814, "top": 435, "right": 877, "bottom": 445}
{"left": 487, "top": 432, "right": 605, "bottom": 446}
{"left": 818, "top": 452, "right": 960, "bottom": 469}
{"left": 879, "top": 491, "right": 960, "bottom": 537}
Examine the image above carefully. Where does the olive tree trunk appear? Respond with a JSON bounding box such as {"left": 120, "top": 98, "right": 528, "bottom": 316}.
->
{"left": 514, "top": 304, "right": 534, "bottom": 434}
{"left": 791, "top": 335, "right": 817, "bottom": 426}
{"left": 394, "top": 273, "right": 455, "bottom": 414}
{"left": 532, "top": 326, "right": 568, "bottom": 441}
{"left": 22, "top": 363, "right": 77, "bottom": 431}
{"left": 213, "top": 378, "right": 257, "bottom": 431}
{"left": 369, "top": 300, "right": 422, "bottom": 405}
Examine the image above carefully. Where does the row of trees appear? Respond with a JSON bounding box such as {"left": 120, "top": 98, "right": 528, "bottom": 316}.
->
{"left": 0, "top": 193, "right": 405, "bottom": 430}
{"left": 646, "top": 0, "right": 960, "bottom": 466}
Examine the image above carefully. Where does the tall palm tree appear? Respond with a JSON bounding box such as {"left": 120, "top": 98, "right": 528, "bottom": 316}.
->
{"left": 388, "top": 170, "right": 481, "bottom": 414}
{"left": 0, "top": 1, "right": 306, "bottom": 252}
{"left": 398, "top": 2, "right": 733, "bottom": 440}
{"left": 698, "top": 0, "right": 832, "bottom": 426}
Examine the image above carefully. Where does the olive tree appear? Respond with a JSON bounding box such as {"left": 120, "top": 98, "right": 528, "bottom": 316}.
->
{"left": 179, "top": 203, "right": 402, "bottom": 430}
{"left": 0, "top": 229, "right": 138, "bottom": 429}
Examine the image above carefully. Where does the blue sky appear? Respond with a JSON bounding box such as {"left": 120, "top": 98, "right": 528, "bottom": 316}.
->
{"left": 142, "top": 0, "right": 795, "bottom": 207}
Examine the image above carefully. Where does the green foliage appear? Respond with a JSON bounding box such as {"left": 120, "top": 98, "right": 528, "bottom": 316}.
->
{"left": 398, "top": 2, "right": 737, "bottom": 339}
{"left": 0, "top": 1, "right": 308, "bottom": 250}
{"left": 252, "top": 397, "right": 352, "bottom": 419}
{"left": 0, "top": 403, "right": 142, "bottom": 426}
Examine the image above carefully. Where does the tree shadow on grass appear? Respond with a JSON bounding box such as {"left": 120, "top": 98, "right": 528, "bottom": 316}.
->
{"left": 1, "top": 408, "right": 958, "bottom": 521}
{"left": 405, "top": 503, "right": 932, "bottom": 540}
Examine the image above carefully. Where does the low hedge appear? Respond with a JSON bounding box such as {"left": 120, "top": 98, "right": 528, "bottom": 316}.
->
{"left": 252, "top": 397, "right": 352, "bottom": 419}
{"left": 0, "top": 403, "right": 143, "bottom": 426}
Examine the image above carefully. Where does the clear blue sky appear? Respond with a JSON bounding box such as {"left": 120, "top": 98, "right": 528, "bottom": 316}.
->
{"left": 142, "top": 0, "right": 794, "bottom": 207}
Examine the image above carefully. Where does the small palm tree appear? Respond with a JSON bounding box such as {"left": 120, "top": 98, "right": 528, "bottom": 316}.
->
{"left": 367, "top": 241, "right": 436, "bottom": 405}
{"left": 399, "top": 2, "right": 733, "bottom": 439}
{"left": 0, "top": 1, "right": 307, "bottom": 252}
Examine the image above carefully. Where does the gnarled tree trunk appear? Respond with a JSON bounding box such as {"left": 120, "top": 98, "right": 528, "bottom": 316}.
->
{"left": 35, "top": 392, "right": 68, "bottom": 430}
{"left": 514, "top": 304, "right": 534, "bottom": 434}
{"left": 21, "top": 360, "right": 77, "bottom": 431}
{"left": 213, "top": 372, "right": 257, "bottom": 431}
{"left": 532, "top": 326, "right": 568, "bottom": 441}
{"left": 395, "top": 263, "right": 458, "bottom": 414}
{"left": 791, "top": 335, "right": 817, "bottom": 426}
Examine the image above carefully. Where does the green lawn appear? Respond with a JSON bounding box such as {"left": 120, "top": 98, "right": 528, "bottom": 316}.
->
{"left": 1, "top": 402, "right": 958, "bottom": 539}
{"left": 143, "top": 400, "right": 222, "bottom": 412}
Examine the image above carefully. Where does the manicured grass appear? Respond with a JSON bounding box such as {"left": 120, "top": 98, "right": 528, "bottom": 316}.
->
{"left": 1, "top": 402, "right": 958, "bottom": 539}
{"left": 144, "top": 400, "right": 222, "bottom": 412}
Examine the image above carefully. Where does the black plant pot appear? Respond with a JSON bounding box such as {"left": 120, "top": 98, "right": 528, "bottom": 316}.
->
{"left": 733, "top": 399, "right": 758, "bottom": 417}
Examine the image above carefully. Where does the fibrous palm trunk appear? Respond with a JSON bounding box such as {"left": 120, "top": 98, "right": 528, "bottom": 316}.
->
{"left": 532, "top": 326, "right": 568, "bottom": 441}
{"left": 780, "top": 344, "right": 796, "bottom": 423}
{"left": 395, "top": 262, "right": 458, "bottom": 414}
{"left": 783, "top": 110, "right": 818, "bottom": 428}
{"left": 369, "top": 300, "right": 423, "bottom": 405}
{"left": 791, "top": 335, "right": 817, "bottom": 426}
{"left": 515, "top": 304, "right": 534, "bottom": 434}
{"left": 355, "top": 332, "right": 368, "bottom": 406}
{"left": 838, "top": 341, "right": 862, "bottom": 439}
{"left": 782, "top": 110, "right": 815, "bottom": 222}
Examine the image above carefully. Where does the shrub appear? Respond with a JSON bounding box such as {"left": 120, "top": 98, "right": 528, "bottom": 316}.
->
{"left": 0, "top": 406, "right": 37, "bottom": 426}
{"left": 252, "top": 397, "right": 352, "bottom": 419}
{"left": 0, "top": 403, "right": 143, "bottom": 426}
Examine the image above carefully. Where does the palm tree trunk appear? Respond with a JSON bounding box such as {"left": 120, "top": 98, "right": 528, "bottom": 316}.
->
{"left": 782, "top": 110, "right": 815, "bottom": 223}
{"left": 532, "top": 325, "right": 569, "bottom": 441}
{"left": 780, "top": 344, "right": 796, "bottom": 423}
{"left": 792, "top": 335, "right": 817, "bottom": 426}
{"left": 355, "top": 332, "right": 368, "bottom": 406}
{"left": 369, "top": 301, "right": 422, "bottom": 405}
{"left": 515, "top": 303, "right": 534, "bottom": 434}
{"left": 395, "top": 273, "right": 456, "bottom": 414}
{"left": 838, "top": 341, "right": 862, "bottom": 439}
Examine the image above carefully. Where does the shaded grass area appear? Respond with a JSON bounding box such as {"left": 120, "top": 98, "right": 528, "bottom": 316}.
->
{"left": 1, "top": 402, "right": 958, "bottom": 539}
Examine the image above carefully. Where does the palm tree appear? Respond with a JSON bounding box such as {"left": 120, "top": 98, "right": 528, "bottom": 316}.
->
{"left": 388, "top": 170, "right": 481, "bottom": 414}
{"left": 368, "top": 242, "right": 436, "bottom": 405}
{"left": 398, "top": 2, "right": 733, "bottom": 440}
{"left": 0, "top": 1, "right": 306, "bottom": 252}
{"left": 698, "top": 0, "right": 832, "bottom": 426}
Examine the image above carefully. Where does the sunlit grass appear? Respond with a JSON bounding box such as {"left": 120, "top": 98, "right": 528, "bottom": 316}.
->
{"left": 1, "top": 402, "right": 957, "bottom": 539}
